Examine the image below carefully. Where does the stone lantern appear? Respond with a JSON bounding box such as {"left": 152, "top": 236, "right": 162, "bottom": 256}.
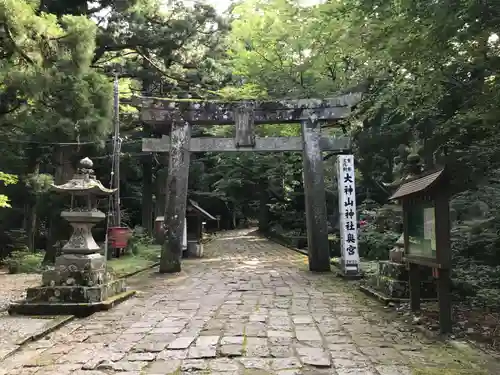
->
{"left": 9, "top": 158, "right": 134, "bottom": 316}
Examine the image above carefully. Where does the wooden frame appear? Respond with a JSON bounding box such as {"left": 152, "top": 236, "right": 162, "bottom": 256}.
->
{"left": 390, "top": 168, "right": 452, "bottom": 334}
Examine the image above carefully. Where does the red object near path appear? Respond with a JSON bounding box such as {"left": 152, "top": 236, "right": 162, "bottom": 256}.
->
{"left": 108, "top": 227, "right": 131, "bottom": 248}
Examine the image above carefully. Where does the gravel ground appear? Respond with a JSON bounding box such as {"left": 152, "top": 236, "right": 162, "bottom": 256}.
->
{"left": 0, "top": 269, "right": 41, "bottom": 312}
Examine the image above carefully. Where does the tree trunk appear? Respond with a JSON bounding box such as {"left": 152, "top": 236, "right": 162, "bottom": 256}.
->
{"left": 43, "top": 146, "right": 74, "bottom": 264}
{"left": 232, "top": 210, "right": 237, "bottom": 229}
{"left": 155, "top": 153, "right": 169, "bottom": 218}
{"left": 141, "top": 153, "right": 153, "bottom": 234}
{"left": 26, "top": 161, "right": 40, "bottom": 252}
{"left": 26, "top": 196, "right": 38, "bottom": 252}
{"left": 258, "top": 182, "right": 270, "bottom": 233}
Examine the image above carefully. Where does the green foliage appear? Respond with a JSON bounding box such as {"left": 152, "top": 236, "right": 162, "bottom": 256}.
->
{"left": 358, "top": 225, "right": 400, "bottom": 260}
{"left": 4, "top": 248, "right": 44, "bottom": 274}
{"left": 125, "top": 226, "right": 154, "bottom": 256}
{"left": 0, "top": 171, "right": 17, "bottom": 208}
{"left": 0, "top": 0, "right": 113, "bottom": 145}
{"left": 108, "top": 245, "right": 160, "bottom": 277}
{"left": 24, "top": 173, "right": 53, "bottom": 194}
{"left": 0, "top": 0, "right": 229, "bottom": 260}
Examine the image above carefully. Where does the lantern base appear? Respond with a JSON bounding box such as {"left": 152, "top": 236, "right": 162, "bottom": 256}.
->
{"left": 8, "top": 288, "right": 136, "bottom": 317}
{"left": 42, "top": 253, "right": 108, "bottom": 287}
{"left": 8, "top": 252, "right": 134, "bottom": 317}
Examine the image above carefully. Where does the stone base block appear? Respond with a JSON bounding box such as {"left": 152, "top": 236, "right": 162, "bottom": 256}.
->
{"left": 366, "top": 274, "right": 437, "bottom": 300}
{"left": 42, "top": 253, "right": 107, "bottom": 287}
{"left": 8, "top": 290, "right": 136, "bottom": 317}
{"left": 26, "top": 278, "right": 127, "bottom": 304}
{"left": 187, "top": 241, "right": 203, "bottom": 258}
{"left": 336, "top": 270, "right": 363, "bottom": 280}
{"left": 335, "top": 259, "right": 363, "bottom": 280}
{"left": 377, "top": 261, "right": 435, "bottom": 283}
{"left": 367, "top": 275, "right": 409, "bottom": 299}
{"left": 378, "top": 261, "right": 408, "bottom": 280}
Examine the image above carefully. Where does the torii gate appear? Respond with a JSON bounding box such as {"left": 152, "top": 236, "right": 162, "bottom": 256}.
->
{"left": 136, "top": 94, "right": 362, "bottom": 273}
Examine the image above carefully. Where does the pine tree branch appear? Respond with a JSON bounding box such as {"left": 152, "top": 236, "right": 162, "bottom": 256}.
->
{"left": 2, "top": 23, "right": 35, "bottom": 65}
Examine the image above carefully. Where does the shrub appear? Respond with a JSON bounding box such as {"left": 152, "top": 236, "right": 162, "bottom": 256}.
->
{"left": 358, "top": 226, "right": 399, "bottom": 260}
{"left": 5, "top": 248, "right": 44, "bottom": 274}
{"left": 125, "top": 226, "right": 154, "bottom": 256}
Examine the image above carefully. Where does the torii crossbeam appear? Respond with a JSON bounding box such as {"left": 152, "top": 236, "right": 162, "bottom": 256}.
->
{"left": 135, "top": 93, "right": 362, "bottom": 273}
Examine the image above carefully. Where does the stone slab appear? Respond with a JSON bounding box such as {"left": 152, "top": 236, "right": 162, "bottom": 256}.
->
{"left": 8, "top": 290, "right": 136, "bottom": 317}
{"left": 0, "top": 314, "right": 73, "bottom": 361}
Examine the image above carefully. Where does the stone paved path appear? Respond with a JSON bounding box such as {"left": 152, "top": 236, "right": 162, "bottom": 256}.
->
{"left": 1, "top": 229, "right": 499, "bottom": 375}
{"left": 0, "top": 271, "right": 40, "bottom": 312}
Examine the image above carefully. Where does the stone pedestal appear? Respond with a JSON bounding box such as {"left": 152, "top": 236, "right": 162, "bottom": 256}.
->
{"left": 337, "top": 258, "right": 363, "bottom": 280}
{"left": 362, "top": 260, "right": 437, "bottom": 302}
{"left": 9, "top": 210, "right": 134, "bottom": 316}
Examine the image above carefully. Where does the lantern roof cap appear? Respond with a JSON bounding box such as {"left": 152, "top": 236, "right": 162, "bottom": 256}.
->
{"left": 50, "top": 157, "right": 116, "bottom": 196}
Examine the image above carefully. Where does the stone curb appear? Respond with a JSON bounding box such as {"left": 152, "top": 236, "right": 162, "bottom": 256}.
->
{"left": 115, "top": 235, "right": 216, "bottom": 279}
{"left": 119, "top": 261, "right": 160, "bottom": 279}
{"left": 0, "top": 315, "right": 75, "bottom": 362}
{"left": 264, "top": 233, "right": 363, "bottom": 280}
{"left": 359, "top": 284, "right": 408, "bottom": 305}
{"left": 14, "top": 315, "right": 75, "bottom": 346}
{"left": 261, "top": 232, "right": 309, "bottom": 256}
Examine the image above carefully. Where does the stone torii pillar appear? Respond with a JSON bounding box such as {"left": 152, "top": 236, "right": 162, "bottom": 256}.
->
{"left": 161, "top": 113, "right": 191, "bottom": 273}
{"left": 301, "top": 117, "right": 330, "bottom": 271}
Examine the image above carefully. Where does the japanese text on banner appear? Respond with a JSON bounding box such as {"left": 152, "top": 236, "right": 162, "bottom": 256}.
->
{"left": 337, "top": 155, "right": 360, "bottom": 270}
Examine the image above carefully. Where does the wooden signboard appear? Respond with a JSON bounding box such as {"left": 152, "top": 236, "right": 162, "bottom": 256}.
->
{"left": 390, "top": 168, "right": 452, "bottom": 334}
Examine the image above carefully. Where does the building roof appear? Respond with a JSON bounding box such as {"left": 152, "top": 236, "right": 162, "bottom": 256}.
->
{"left": 188, "top": 199, "right": 216, "bottom": 220}
{"left": 389, "top": 168, "right": 445, "bottom": 200}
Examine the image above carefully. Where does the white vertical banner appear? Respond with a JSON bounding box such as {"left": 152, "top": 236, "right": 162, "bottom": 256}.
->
{"left": 337, "top": 155, "right": 360, "bottom": 275}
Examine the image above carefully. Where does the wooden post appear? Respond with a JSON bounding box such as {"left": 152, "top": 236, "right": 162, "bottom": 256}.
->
{"left": 436, "top": 192, "right": 452, "bottom": 334}
{"left": 301, "top": 118, "right": 330, "bottom": 272}
{"left": 160, "top": 115, "right": 191, "bottom": 273}
{"left": 437, "top": 268, "right": 452, "bottom": 334}
{"left": 409, "top": 263, "right": 421, "bottom": 312}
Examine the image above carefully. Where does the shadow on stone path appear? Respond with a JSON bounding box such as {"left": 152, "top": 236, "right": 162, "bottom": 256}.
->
{"left": 1, "top": 229, "right": 499, "bottom": 375}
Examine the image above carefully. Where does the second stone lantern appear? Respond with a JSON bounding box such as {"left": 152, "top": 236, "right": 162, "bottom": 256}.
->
{"left": 9, "top": 157, "right": 135, "bottom": 316}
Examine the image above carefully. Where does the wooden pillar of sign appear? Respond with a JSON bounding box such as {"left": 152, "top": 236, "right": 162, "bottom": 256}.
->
{"left": 160, "top": 114, "right": 191, "bottom": 274}
{"left": 301, "top": 118, "right": 330, "bottom": 272}
{"left": 435, "top": 192, "right": 452, "bottom": 334}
